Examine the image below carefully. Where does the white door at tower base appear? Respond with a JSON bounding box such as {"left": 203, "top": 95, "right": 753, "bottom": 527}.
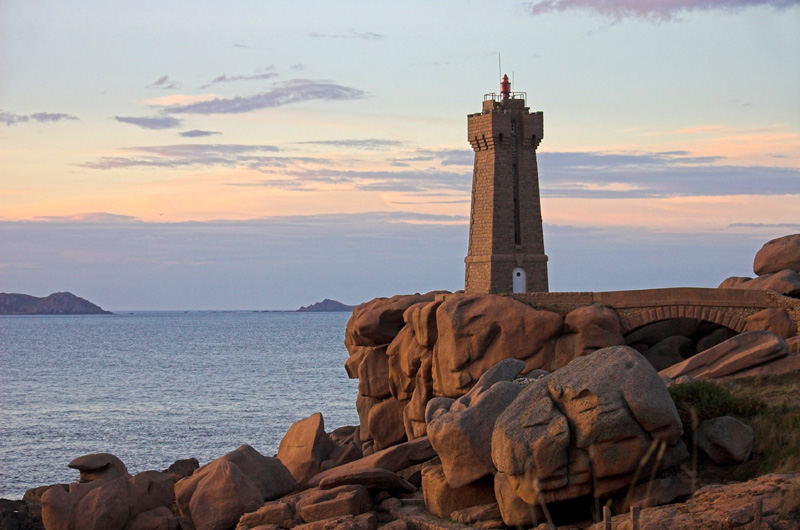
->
{"left": 512, "top": 267, "right": 526, "bottom": 293}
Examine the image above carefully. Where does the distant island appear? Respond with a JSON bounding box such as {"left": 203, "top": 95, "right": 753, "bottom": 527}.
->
{"left": 296, "top": 298, "right": 356, "bottom": 312}
{"left": 0, "top": 292, "right": 111, "bottom": 315}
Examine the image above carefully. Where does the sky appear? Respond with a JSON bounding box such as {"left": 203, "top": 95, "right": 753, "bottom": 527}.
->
{"left": 1, "top": 0, "right": 799, "bottom": 310}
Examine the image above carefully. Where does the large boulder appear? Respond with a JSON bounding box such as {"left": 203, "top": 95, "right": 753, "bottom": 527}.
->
{"left": 697, "top": 416, "right": 754, "bottom": 465}
{"left": 432, "top": 294, "right": 562, "bottom": 398}
{"left": 41, "top": 469, "right": 177, "bottom": 530}
{"left": 175, "top": 444, "right": 297, "bottom": 530}
{"left": 306, "top": 437, "right": 436, "bottom": 488}
{"left": 402, "top": 355, "right": 434, "bottom": 440}
{"left": 660, "top": 330, "right": 790, "bottom": 380}
{"left": 718, "top": 269, "right": 800, "bottom": 297}
{"left": 553, "top": 304, "right": 624, "bottom": 368}
{"left": 491, "top": 346, "right": 685, "bottom": 526}
{"left": 278, "top": 413, "right": 337, "bottom": 485}
{"left": 420, "top": 461, "right": 495, "bottom": 519}
{"left": 753, "top": 233, "right": 800, "bottom": 275}
{"left": 67, "top": 452, "right": 127, "bottom": 483}
{"left": 426, "top": 359, "right": 526, "bottom": 488}
{"left": 745, "top": 307, "right": 797, "bottom": 339}
{"left": 345, "top": 293, "right": 442, "bottom": 349}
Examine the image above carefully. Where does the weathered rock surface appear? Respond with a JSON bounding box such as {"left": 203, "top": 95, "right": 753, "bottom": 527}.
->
{"left": 587, "top": 472, "right": 800, "bottom": 529}
{"left": 278, "top": 413, "right": 337, "bottom": 485}
{"left": 745, "top": 307, "right": 797, "bottom": 339}
{"left": 426, "top": 358, "right": 526, "bottom": 488}
{"left": 420, "top": 461, "right": 495, "bottom": 519}
{"left": 554, "top": 304, "right": 624, "bottom": 368}
{"left": 175, "top": 444, "right": 297, "bottom": 530}
{"left": 492, "top": 346, "right": 686, "bottom": 526}
{"left": 307, "top": 437, "right": 436, "bottom": 488}
{"left": 697, "top": 416, "right": 754, "bottom": 465}
{"left": 165, "top": 457, "right": 199, "bottom": 479}
{"left": 660, "top": 330, "right": 790, "bottom": 380}
{"left": 317, "top": 467, "right": 415, "bottom": 494}
{"left": 345, "top": 293, "right": 442, "bottom": 348}
{"left": 67, "top": 452, "right": 127, "bottom": 483}
{"left": 432, "top": 294, "right": 562, "bottom": 398}
{"left": 41, "top": 469, "right": 177, "bottom": 530}
{"left": 236, "top": 484, "right": 373, "bottom": 529}
{"left": 718, "top": 269, "right": 800, "bottom": 297}
{"left": 754, "top": 233, "right": 800, "bottom": 276}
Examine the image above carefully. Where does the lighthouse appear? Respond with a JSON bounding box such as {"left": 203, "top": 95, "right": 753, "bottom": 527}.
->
{"left": 464, "top": 75, "right": 548, "bottom": 294}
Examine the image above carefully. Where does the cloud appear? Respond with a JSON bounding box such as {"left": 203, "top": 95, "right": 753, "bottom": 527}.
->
{"left": 79, "top": 143, "right": 297, "bottom": 170}
{"left": 539, "top": 150, "right": 800, "bottom": 197}
{"left": 165, "top": 80, "right": 366, "bottom": 114}
{"left": 33, "top": 212, "right": 141, "bottom": 223}
{"left": 114, "top": 115, "right": 183, "bottom": 130}
{"left": 390, "top": 149, "right": 473, "bottom": 167}
{"left": 201, "top": 69, "right": 278, "bottom": 88}
{"left": 228, "top": 168, "right": 470, "bottom": 193}
{"left": 148, "top": 75, "right": 178, "bottom": 89}
{"left": 523, "top": 0, "right": 800, "bottom": 20}
{"left": 179, "top": 129, "right": 221, "bottom": 138}
{"left": 296, "top": 139, "right": 404, "bottom": 150}
{"left": 309, "top": 29, "right": 383, "bottom": 40}
{"left": 0, "top": 110, "right": 78, "bottom": 126}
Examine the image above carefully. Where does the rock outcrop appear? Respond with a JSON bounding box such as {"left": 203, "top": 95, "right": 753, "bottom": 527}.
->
{"left": 754, "top": 233, "right": 800, "bottom": 276}
{"left": 426, "top": 358, "right": 526, "bottom": 488}
{"left": 588, "top": 473, "right": 800, "bottom": 529}
{"left": 660, "top": 330, "right": 791, "bottom": 380}
{"left": 492, "top": 346, "right": 686, "bottom": 527}
{"left": 719, "top": 269, "right": 800, "bottom": 297}
{"left": 696, "top": 415, "right": 754, "bottom": 465}
{"left": 174, "top": 444, "right": 297, "bottom": 530}
{"left": 41, "top": 457, "right": 179, "bottom": 530}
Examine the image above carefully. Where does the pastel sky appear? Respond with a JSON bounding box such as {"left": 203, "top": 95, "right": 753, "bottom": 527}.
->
{"left": 1, "top": 0, "right": 799, "bottom": 310}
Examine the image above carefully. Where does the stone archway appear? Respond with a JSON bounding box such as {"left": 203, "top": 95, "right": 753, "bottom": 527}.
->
{"left": 619, "top": 305, "right": 749, "bottom": 335}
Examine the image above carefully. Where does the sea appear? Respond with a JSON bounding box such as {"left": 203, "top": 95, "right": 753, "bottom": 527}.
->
{"left": 0, "top": 311, "right": 359, "bottom": 499}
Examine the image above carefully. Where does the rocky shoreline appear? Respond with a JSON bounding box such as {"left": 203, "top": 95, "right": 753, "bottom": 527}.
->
{"left": 4, "top": 234, "right": 800, "bottom": 529}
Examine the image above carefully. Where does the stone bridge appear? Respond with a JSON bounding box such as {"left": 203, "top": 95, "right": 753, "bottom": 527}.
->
{"left": 512, "top": 287, "right": 800, "bottom": 334}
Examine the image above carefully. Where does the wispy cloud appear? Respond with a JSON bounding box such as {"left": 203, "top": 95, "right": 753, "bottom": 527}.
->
{"left": 309, "top": 29, "right": 383, "bottom": 40}
{"left": 523, "top": 0, "right": 800, "bottom": 21}
{"left": 201, "top": 69, "right": 279, "bottom": 88}
{"left": 179, "top": 129, "right": 221, "bottom": 138}
{"left": 79, "top": 143, "right": 300, "bottom": 170}
{"left": 0, "top": 110, "right": 78, "bottom": 126}
{"left": 114, "top": 115, "right": 183, "bottom": 130}
{"left": 390, "top": 149, "right": 473, "bottom": 167}
{"left": 165, "top": 79, "right": 366, "bottom": 114}
{"left": 228, "top": 168, "right": 470, "bottom": 193}
{"left": 539, "top": 150, "right": 800, "bottom": 197}
{"left": 296, "top": 139, "right": 404, "bottom": 150}
{"left": 148, "top": 75, "right": 178, "bottom": 89}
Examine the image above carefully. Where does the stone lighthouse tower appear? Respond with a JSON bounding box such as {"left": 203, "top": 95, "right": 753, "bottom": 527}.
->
{"left": 465, "top": 75, "right": 548, "bottom": 293}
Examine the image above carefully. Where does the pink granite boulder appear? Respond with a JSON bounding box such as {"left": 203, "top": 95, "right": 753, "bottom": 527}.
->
{"left": 660, "top": 330, "right": 790, "bottom": 380}
{"left": 175, "top": 444, "right": 297, "bottom": 530}
{"left": 753, "top": 233, "right": 800, "bottom": 275}
{"left": 432, "top": 293, "right": 562, "bottom": 398}
{"left": 278, "top": 413, "right": 337, "bottom": 485}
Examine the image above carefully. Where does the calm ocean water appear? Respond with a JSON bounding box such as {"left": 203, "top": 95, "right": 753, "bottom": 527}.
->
{"left": 0, "top": 311, "right": 359, "bottom": 499}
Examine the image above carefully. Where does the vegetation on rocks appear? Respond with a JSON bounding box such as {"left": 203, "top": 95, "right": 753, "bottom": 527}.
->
{"left": 669, "top": 374, "right": 800, "bottom": 481}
